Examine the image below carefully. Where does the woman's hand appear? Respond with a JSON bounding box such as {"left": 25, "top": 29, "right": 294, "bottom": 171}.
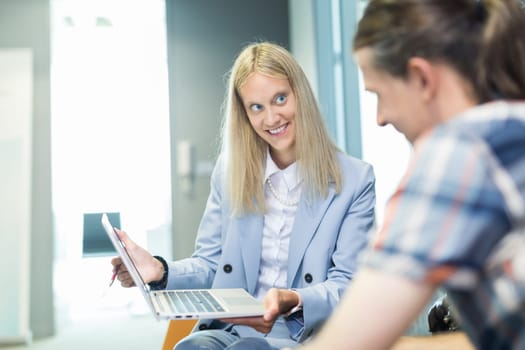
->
{"left": 218, "top": 288, "right": 300, "bottom": 334}
{"left": 109, "top": 228, "right": 165, "bottom": 287}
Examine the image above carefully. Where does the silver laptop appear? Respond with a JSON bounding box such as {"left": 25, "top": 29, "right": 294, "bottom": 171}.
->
{"left": 101, "top": 213, "right": 265, "bottom": 320}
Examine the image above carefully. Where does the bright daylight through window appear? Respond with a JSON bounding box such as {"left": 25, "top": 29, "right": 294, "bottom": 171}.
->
{"left": 50, "top": 0, "right": 172, "bottom": 325}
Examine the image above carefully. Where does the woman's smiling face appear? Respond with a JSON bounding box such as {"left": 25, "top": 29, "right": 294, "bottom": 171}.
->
{"left": 239, "top": 72, "right": 297, "bottom": 169}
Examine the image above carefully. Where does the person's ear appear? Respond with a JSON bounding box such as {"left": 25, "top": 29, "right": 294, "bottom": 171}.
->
{"left": 406, "top": 57, "right": 437, "bottom": 102}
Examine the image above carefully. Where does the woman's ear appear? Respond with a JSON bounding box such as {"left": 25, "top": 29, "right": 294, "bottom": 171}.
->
{"left": 406, "top": 57, "right": 438, "bottom": 102}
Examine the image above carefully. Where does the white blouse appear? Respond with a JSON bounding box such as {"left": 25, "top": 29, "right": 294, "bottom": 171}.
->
{"left": 254, "top": 151, "right": 303, "bottom": 300}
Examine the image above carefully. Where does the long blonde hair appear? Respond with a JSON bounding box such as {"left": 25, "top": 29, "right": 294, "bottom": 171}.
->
{"left": 221, "top": 42, "right": 342, "bottom": 215}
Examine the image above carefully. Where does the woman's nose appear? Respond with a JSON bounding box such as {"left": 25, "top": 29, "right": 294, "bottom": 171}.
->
{"left": 264, "top": 107, "right": 280, "bottom": 125}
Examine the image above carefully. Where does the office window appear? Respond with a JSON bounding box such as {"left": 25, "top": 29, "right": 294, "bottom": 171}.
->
{"left": 51, "top": 0, "right": 172, "bottom": 322}
{"left": 314, "top": 0, "right": 361, "bottom": 157}
{"left": 314, "top": 0, "right": 411, "bottom": 223}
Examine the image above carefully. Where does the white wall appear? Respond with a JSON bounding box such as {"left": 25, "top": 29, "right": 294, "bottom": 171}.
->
{"left": 0, "top": 49, "right": 33, "bottom": 345}
{"left": 0, "top": 0, "right": 54, "bottom": 340}
{"left": 289, "top": 0, "right": 318, "bottom": 98}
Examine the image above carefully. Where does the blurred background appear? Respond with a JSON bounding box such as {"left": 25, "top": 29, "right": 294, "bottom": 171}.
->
{"left": 0, "top": 0, "right": 410, "bottom": 348}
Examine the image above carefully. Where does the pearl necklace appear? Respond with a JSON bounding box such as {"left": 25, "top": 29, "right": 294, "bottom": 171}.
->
{"left": 266, "top": 177, "right": 299, "bottom": 206}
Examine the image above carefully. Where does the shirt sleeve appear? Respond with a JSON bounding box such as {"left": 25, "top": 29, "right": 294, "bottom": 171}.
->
{"left": 363, "top": 131, "right": 511, "bottom": 290}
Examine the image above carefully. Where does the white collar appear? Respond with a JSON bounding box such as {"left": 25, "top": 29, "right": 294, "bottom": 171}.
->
{"left": 263, "top": 149, "right": 302, "bottom": 191}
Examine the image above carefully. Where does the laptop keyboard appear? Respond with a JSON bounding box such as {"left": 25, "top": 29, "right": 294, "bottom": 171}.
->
{"left": 157, "top": 290, "right": 226, "bottom": 314}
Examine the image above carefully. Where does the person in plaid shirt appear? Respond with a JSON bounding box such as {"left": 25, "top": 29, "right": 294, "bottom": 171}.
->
{"left": 288, "top": 0, "right": 525, "bottom": 349}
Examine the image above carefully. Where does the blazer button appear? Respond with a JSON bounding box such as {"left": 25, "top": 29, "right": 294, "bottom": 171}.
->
{"left": 198, "top": 324, "right": 208, "bottom": 330}
{"left": 223, "top": 264, "right": 233, "bottom": 273}
{"left": 304, "top": 273, "right": 313, "bottom": 283}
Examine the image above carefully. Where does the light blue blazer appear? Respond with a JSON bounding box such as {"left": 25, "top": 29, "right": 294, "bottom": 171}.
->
{"left": 165, "top": 152, "right": 376, "bottom": 343}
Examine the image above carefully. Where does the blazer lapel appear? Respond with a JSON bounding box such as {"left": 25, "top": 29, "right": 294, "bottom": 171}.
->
{"left": 237, "top": 214, "right": 264, "bottom": 294}
{"left": 287, "top": 188, "right": 336, "bottom": 287}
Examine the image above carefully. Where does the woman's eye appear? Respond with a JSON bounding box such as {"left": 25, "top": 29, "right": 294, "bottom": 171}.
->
{"left": 250, "top": 104, "right": 263, "bottom": 112}
{"left": 275, "top": 94, "right": 287, "bottom": 104}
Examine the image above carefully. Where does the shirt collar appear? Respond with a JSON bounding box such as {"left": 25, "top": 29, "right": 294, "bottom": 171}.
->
{"left": 264, "top": 149, "right": 302, "bottom": 191}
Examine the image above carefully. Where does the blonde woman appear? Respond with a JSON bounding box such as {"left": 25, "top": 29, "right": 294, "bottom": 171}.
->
{"left": 111, "top": 42, "right": 375, "bottom": 350}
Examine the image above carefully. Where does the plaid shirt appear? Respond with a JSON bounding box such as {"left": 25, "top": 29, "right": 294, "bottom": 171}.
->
{"left": 363, "top": 101, "right": 525, "bottom": 349}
